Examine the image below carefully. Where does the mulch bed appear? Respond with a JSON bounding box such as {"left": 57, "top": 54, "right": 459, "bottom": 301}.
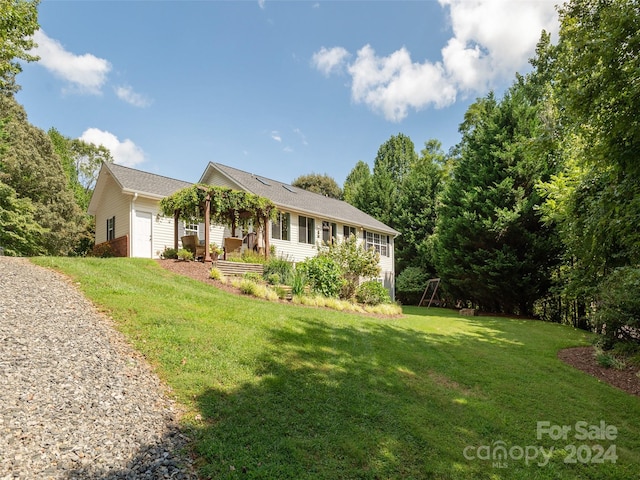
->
{"left": 156, "top": 259, "right": 640, "bottom": 398}
{"left": 558, "top": 347, "right": 640, "bottom": 397}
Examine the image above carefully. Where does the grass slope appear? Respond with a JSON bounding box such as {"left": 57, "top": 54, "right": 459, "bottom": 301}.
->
{"left": 33, "top": 258, "right": 640, "bottom": 479}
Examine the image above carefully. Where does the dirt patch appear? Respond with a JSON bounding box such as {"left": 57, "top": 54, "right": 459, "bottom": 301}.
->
{"left": 156, "top": 259, "right": 243, "bottom": 296}
{"left": 558, "top": 346, "right": 640, "bottom": 397}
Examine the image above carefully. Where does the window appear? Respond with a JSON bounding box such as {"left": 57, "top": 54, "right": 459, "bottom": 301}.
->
{"left": 106, "top": 216, "right": 115, "bottom": 241}
{"left": 343, "top": 225, "right": 356, "bottom": 239}
{"left": 272, "top": 212, "right": 290, "bottom": 241}
{"left": 365, "top": 231, "right": 389, "bottom": 257}
{"left": 322, "top": 221, "right": 337, "bottom": 244}
{"left": 184, "top": 220, "right": 198, "bottom": 236}
{"left": 298, "top": 215, "right": 315, "bottom": 244}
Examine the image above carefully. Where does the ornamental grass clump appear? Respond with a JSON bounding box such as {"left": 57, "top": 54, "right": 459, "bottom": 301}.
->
{"left": 209, "top": 267, "right": 225, "bottom": 282}
{"left": 176, "top": 248, "right": 194, "bottom": 261}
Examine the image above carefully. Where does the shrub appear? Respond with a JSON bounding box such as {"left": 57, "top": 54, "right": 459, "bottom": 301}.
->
{"left": 161, "top": 247, "right": 178, "bottom": 259}
{"left": 243, "top": 272, "right": 263, "bottom": 283}
{"left": 322, "top": 235, "right": 380, "bottom": 299}
{"left": 176, "top": 248, "right": 193, "bottom": 261}
{"left": 290, "top": 269, "right": 308, "bottom": 296}
{"left": 92, "top": 243, "right": 115, "bottom": 258}
{"left": 273, "top": 285, "right": 289, "bottom": 299}
{"left": 209, "top": 267, "right": 224, "bottom": 281}
{"left": 266, "top": 273, "right": 281, "bottom": 285}
{"left": 355, "top": 280, "right": 391, "bottom": 305}
{"left": 594, "top": 347, "right": 627, "bottom": 370}
{"left": 263, "top": 257, "right": 293, "bottom": 285}
{"left": 395, "top": 266, "right": 430, "bottom": 305}
{"left": 595, "top": 267, "right": 640, "bottom": 350}
{"left": 239, "top": 279, "right": 258, "bottom": 295}
{"left": 297, "top": 256, "right": 344, "bottom": 298}
{"left": 241, "top": 251, "right": 267, "bottom": 264}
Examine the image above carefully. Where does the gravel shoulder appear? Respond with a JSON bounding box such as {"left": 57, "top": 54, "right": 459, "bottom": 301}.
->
{"left": 0, "top": 257, "right": 197, "bottom": 480}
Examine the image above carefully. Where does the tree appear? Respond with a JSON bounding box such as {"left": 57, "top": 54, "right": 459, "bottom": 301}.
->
{"left": 343, "top": 160, "right": 372, "bottom": 210}
{"left": 0, "top": 181, "right": 45, "bottom": 255}
{"left": 538, "top": 0, "right": 640, "bottom": 337}
{"left": 0, "top": 94, "right": 85, "bottom": 255}
{"left": 0, "top": 0, "right": 40, "bottom": 94}
{"left": 368, "top": 133, "right": 418, "bottom": 226}
{"left": 393, "top": 139, "right": 446, "bottom": 274}
{"left": 292, "top": 173, "right": 342, "bottom": 199}
{"left": 48, "top": 128, "right": 113, "bottom": 211}
{"left": 434, "top": 79, "right": 561, "bottom": 316}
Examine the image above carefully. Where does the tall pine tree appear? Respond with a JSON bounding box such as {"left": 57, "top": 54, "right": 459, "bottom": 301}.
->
{"left": 434, "top": 78, "right": 561, "bottom": 315}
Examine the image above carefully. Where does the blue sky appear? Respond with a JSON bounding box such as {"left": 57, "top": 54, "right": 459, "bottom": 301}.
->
{"left": 16, "top": 0, "right": 559, "bottom": 186}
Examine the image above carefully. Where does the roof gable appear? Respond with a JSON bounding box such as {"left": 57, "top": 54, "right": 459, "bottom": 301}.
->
{"left": 105, "top": 163, "right": 191, "bottom": 198}
{"left": 88, "top": 163, "right": 192, "bottom": 215}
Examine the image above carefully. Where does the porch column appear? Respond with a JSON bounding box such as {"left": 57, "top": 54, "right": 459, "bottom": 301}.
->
{"left": 203, "top": 193, "right": 212, "bottom": 263}
{"left": 263, "top": 215, "right": 270, "bottom": 260}
{"left": 173, "top": 211, "right": 179, "bottom": 251}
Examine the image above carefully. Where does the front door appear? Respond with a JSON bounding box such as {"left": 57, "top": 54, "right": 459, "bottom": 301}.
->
{"left": 132, "top": 211, "right": 152, "bottom": 258}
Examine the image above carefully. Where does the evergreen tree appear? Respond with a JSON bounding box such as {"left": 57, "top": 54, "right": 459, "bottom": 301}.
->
{"left": 368, "top": 133, "right": 417, "bottom": 226}
{"left": 434, "top": 79, "right": 561, "bottom": 315}
{"left": 343, "top": 160, "right": 372, "bottom": 212}
{"left": 393, "top": 139, "right": 445, "bottom": 274}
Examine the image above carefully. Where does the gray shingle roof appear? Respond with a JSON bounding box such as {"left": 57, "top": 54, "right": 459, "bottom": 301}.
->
{"left": 207, "top": 162, "right": 399, "bottom": 236}
{"left": 99, "top": 162, "right": 398, "bottom": 236}
{"left": 106, "top": 163, "right": 191, "bottom": 198}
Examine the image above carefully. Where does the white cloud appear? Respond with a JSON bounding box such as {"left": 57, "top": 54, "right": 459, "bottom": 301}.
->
{"left": 283, "top": 146, "right": 294, "bottom": 153}
{"left": 33, "top": 30, "right": 111, "bottom": 95}
{"left": 80, "top": 128, "right": 145, "bottom": 167}
{"left": 440, "top": 0, "right": 558, "bottom": 92}
{"left": 311, "top": 47, "right": 350, "bottom": 76}
{"left": 258, "top": 0, "right": 265, "bottom": 9}
{"left": 349, "top": 45, "right": 456, "bottom": 121}
{"left": 313, "top": 0, "right": 558, "bottom": 121}
{"left": 271, "top": 131, "right": 282, "bottom": 142}
{"left": 115, "top": 85, "right": 153, "bottom": 107}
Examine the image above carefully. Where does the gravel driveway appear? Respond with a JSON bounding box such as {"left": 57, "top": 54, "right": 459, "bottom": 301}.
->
{"left": 0, "top": 257, "right": 197, "bottom": 479}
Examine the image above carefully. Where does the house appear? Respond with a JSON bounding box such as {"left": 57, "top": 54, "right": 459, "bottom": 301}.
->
{"left": 88, "top": 161, "right": 399, "bottom": 297}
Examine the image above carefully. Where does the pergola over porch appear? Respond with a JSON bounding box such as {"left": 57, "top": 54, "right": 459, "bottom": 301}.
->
{"left": 160, "top": 184, "right": 277, "bottom": 262}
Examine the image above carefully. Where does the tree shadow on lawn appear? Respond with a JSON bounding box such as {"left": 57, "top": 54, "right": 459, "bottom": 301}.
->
{"left": 189, "top": 314, "right": 632, "bottom": 479}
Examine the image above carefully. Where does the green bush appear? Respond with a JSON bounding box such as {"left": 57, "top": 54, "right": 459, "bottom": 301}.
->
{"left": 209, "top": 267, "right": 224, "bottom": 281}
{"left": 595, "top": 267, "right": 640, "bottom": 350}
{"left": 395, "top": 266, "right": 430, "bottom": 305}
{"left": 176, "top": 248, "right": 193, "bottom": 261}
{"left": 266, "top": 273, "right": 281, "bottom": 285}
{"left": 355, "top": 280, "right": 391, "bottom": 306}
{"left": 243, "top": 272, "right": 263, "bottom": 283}
{"left": 263, "top": 257, "right": 293, "bottom": 284}
{"left": 239, "top": 279, "right": 258, "bottom": 295}
{"left": 162, "top": 247, "right": 178, "bottom": 259}
{"left": 322, "top": 235, "right": 380, "bottom": 299}
{"left": 290, "top": 269, "right": 308, "bottom": 296}
{"left": 297, "top": 256, "right": 344, "bottom": 298}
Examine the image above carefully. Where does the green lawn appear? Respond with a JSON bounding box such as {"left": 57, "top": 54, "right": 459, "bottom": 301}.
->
{"left": 33, "top": 257, "right": 640, "bottom": 479}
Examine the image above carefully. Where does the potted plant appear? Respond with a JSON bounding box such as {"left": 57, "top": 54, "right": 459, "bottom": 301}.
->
{"left": 210, "top": 242, "right": 223, "bottom": 260}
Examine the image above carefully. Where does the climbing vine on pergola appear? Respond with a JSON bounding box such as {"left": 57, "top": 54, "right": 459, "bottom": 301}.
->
{"left": 160, "top": 184, "right": 277, "bottom": 261}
